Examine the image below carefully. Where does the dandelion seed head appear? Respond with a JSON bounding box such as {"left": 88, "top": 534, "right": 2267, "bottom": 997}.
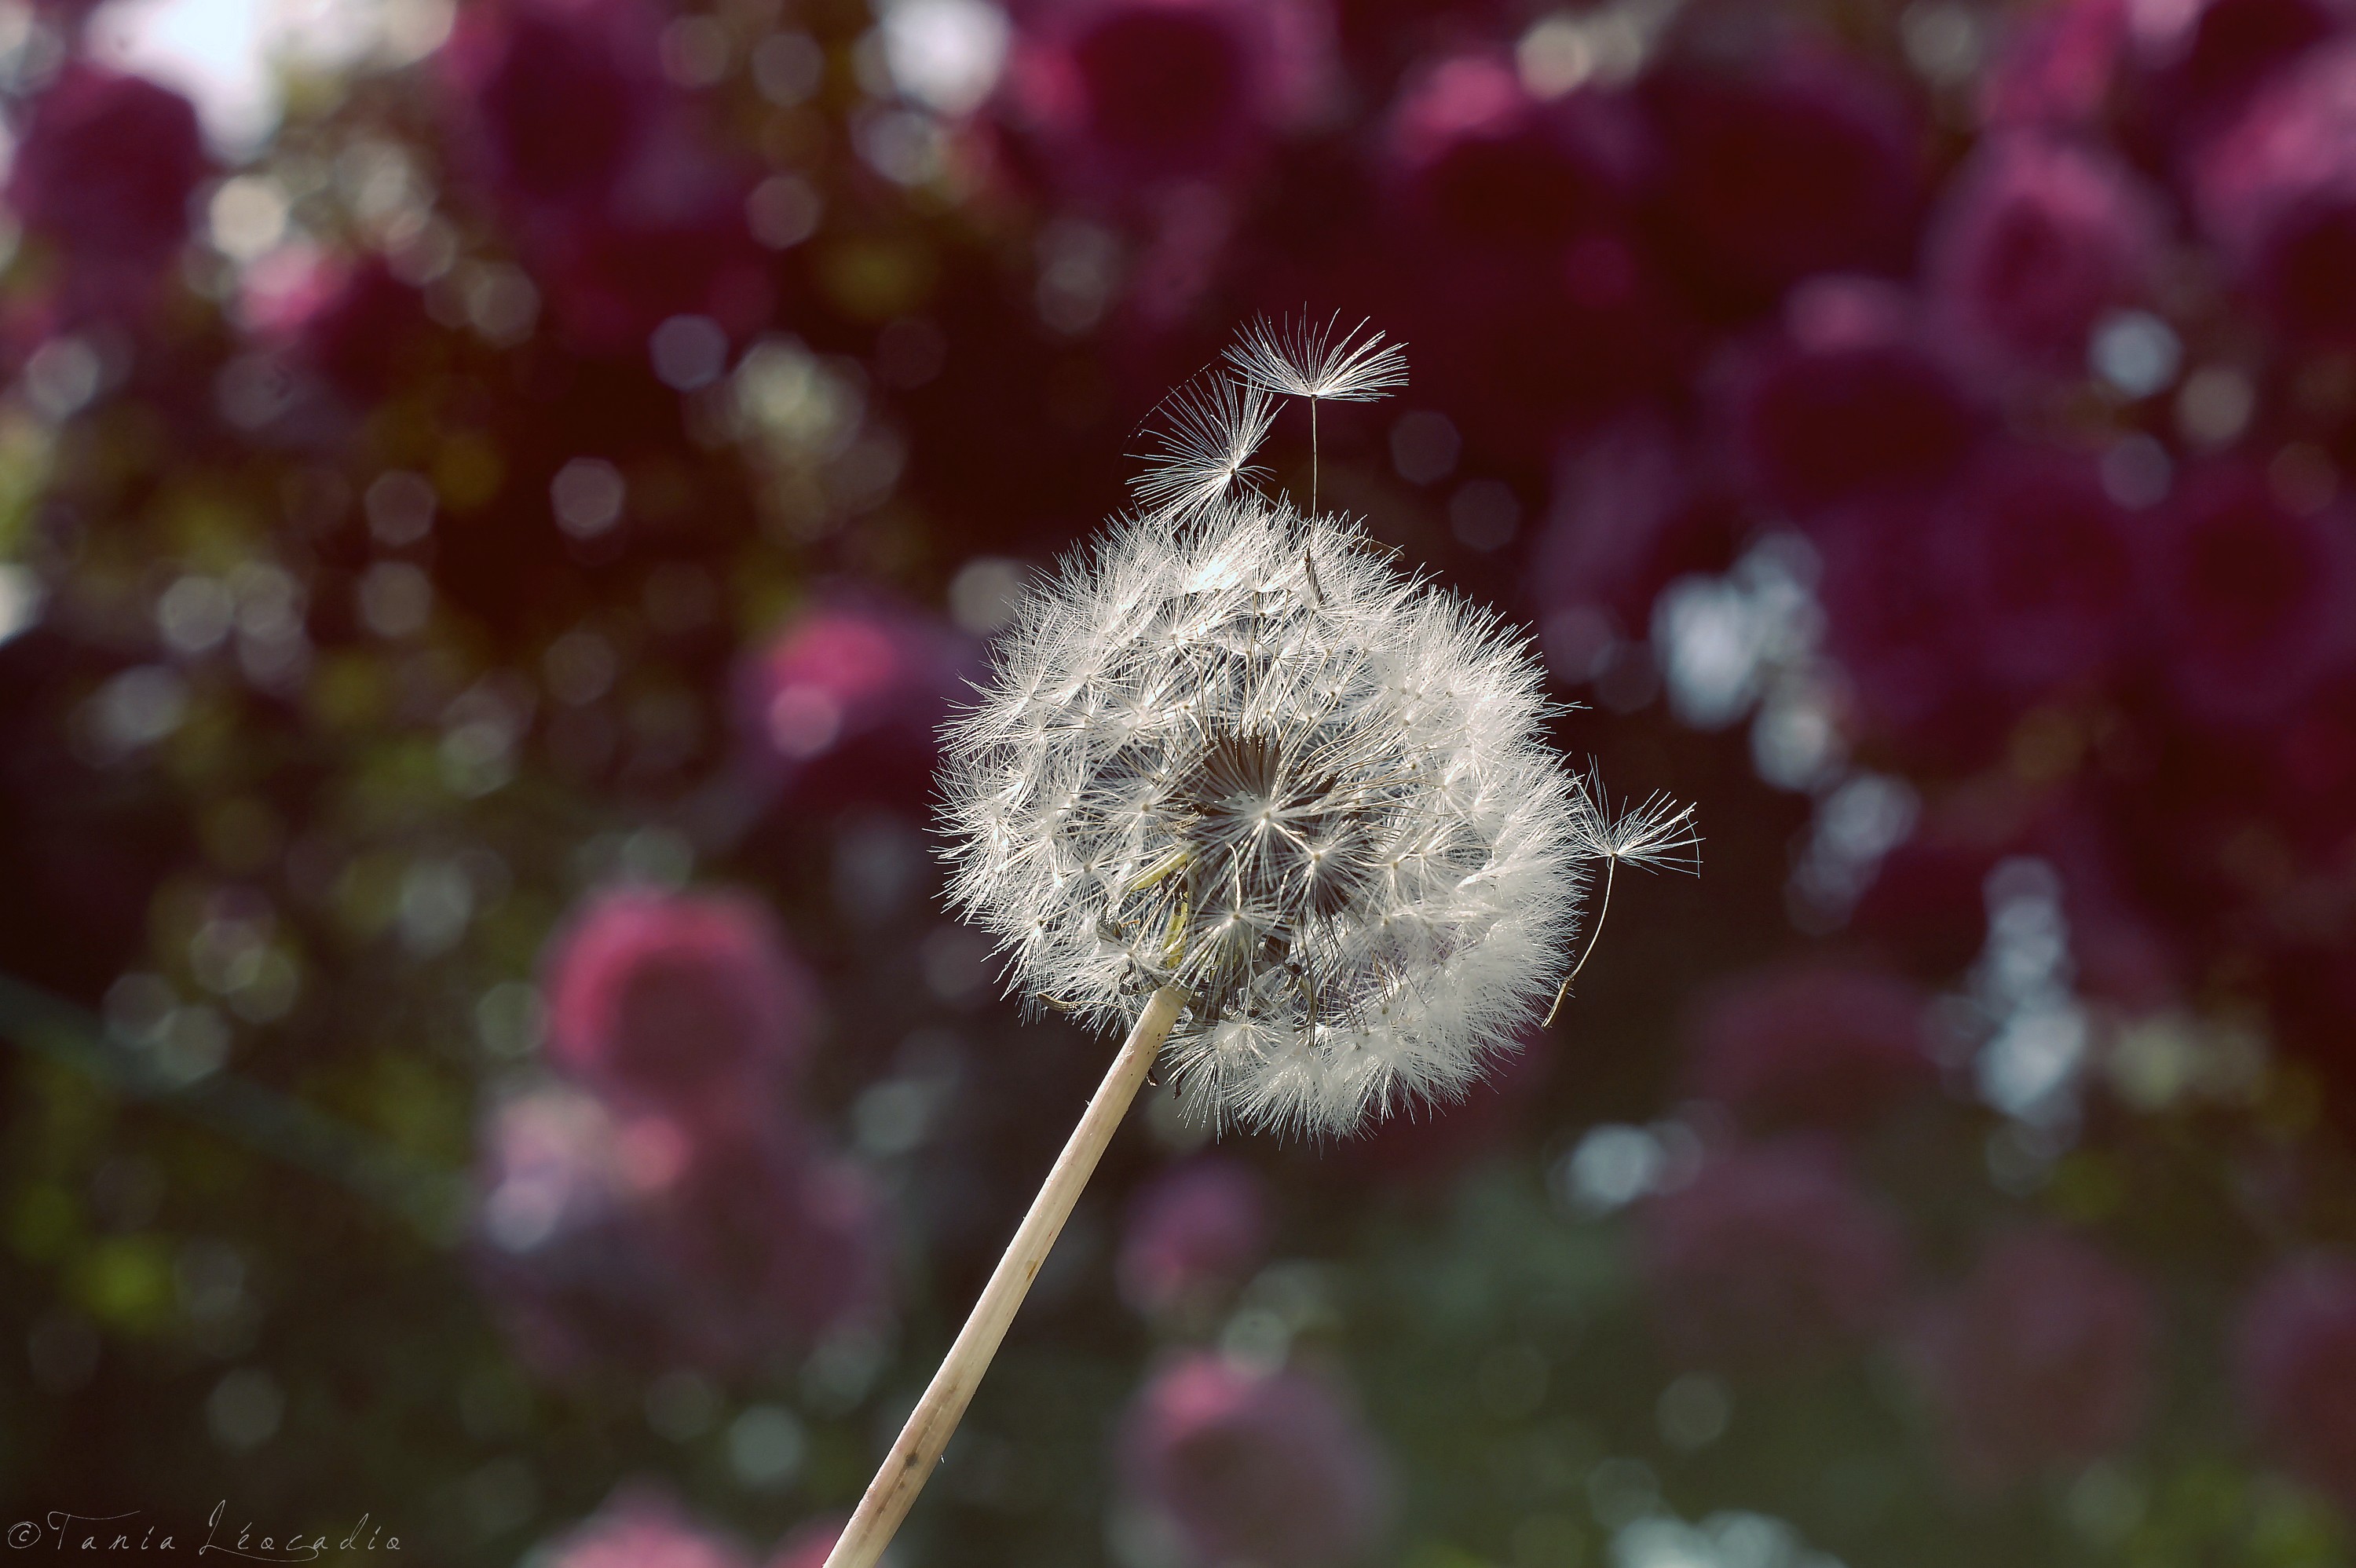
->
{"left": 1130, "top": 370, "right": 1278, "bottom": 520}
{"left": 1225, "top": 312, "right": 1410, "bottom": 404}
{"left": 936, "top": 318, "right": 1685, "bottom": 1138}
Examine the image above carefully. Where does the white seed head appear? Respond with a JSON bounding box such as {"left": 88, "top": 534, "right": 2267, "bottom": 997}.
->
{"left": 1224, "top": 313, "right": 1409, "bottom": 404}
{"left": 936, "top": 322, "right": 1689, "bottom": 1139}
{"left": 1129, "top": 371, "right": 1278, "bottom": 521}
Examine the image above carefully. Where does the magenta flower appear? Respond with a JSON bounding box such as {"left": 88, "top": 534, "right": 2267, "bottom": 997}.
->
{"left": 1385, "top": 53, "right": 1646, "bottom": 254}
{"left": 1121, "top": 1354, "right": 1388, "bottom": 1568}
{"left": 652, "top": 1136, "right": 891, "bottom": 1372}
{"left": 470, "top": 1083, "right": 695, "bottom": 1377}
{"left": 542, "top": 886, "right": 814, "bottom": 1129}
{"left": 1377, "top": 55, "right": 1687, "bottom": 454}
{"left": 1004, "top": 0, "right": 1332, "bottom": 194}
{"left": 1647, "top": 46, "right": 1926, "bottom": 309}
{"left": 439, "top": 0, "right": 667, "bottom": 220}
{"left": 2147, "top": 0, "right": 2340, "bottom": 132}
{"left": 1721, "top": 276, "right": 1981, "bottom": 518}
{"left": 1118, "top": 1154, "right": 1273, "bottom": 1317}
{"left": 766, "top": 1518, "right": 846, "bottom": 1568}
{"left": 1809, "top": 492, "right": 1993, "bottom": 760}
{"left": 440, "top": 0, "right": 767, "bottom": 352}
{"left": 737, "top": 593, "right": 975, "bottom": 807}
{"left": 1925, "top": 134, "right": 2166, "bottom": 382}
{"left": 536, "top": 1487, "right": 756, "bottom": 1568}
{"left": 2144, "top": 461, "right": 2356, "bottom": 726}
{"left": 4, "top": 62, "right": 209, "bottom": 326}
{"left": 243, "top": 254, "right": 430, "bottom": 404}
{"left": 1911, "top": 1230, "right": 2157, "bottom": 1491}
{"left": 1977, "top": 0, "right": 2129, "bottom": 132}
{"left": 472, "top": 1084, "right": 888, "bottom": 1378}
{"left": 1528, "top": 414, "right": 1745, "bottom": 645}
{"left": 1685, "top": 960, "right": 1934, "bottom": 1134}
{"left": 2190, "top": 39, "right": 2356, "bottom": 342}
{"left": 1638, "top": 1138, "right": 1908, "bottom": 1375}
{"left": 2236, "top": 1254, "right": 2356, "bottom": 1507}
{"left": 1940, "top": 448, "right": 2141, "bottom": 697}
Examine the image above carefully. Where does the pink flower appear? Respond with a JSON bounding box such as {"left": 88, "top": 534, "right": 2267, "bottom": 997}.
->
{"left": 472, "top": 1084, "right": 889, "bottom": 1378}
{"left": 1809, "top": 491, "right": 1992, "bottom": 761}
{"left": 2144, "top": 461, "right": 2356, "bottom": 726}
{"left": 3, "top": 63, "right": 209, "bottom": 326}
{"left": 1647, "top": 46, "right": 1926, "bottom": 310}
{"left": 1685, "top": 960, "right": 1934, "bottom": 1133}
{"left": 1527, "top": 412, "right": 1745, "bottom": 651}
{"left": 243, "top": 254, "right": 430, "bottom": 404}
{"left": 1118, "top": 1155, "right": 1273, "bottom": 1317}
{"left": 1385, "top": 53, "right": 1646, "bottom": 253}
{"left": 1805, "top": 447, "right": 2135, "bottom": 762}
{"left": 1721, "top": 277, "right": 1981, "bottom": 518}
{"left": 1925, "top": 135, "right": 2167, "bottom": 382}
{"left": 1377, "top": 57, "right": 1688, "bottom": 455}
{"left": 2145, "top": 0, "right": 2340, "bottom": 132}
{"left": 2236, "top": 1254, "right": 2356, "bottom": 1507}
{"left": 536, "top": 1487, "right": 756, "bottom": 1568}
{"left": 1977, "top": 0, "right": 2129, "bottom": 132}
{"left": 1637, "top": 1139, "right": 1908, "bottom": 1375}
{"left": 1121, "top": 1354, "right": 1388, "bottom": 1568}
{"left": 440, "top": 0, "right": 667, "bottom": 219}
{"left": 1911, "top": 1230, "right": 2157, "bottom": 1491}
{"left": 440, "top": 0, "right": 768, "bottom": 353}
{"left": 2189, "top": 39, "right": 2356, "bottom": 342}
{"left": 653, "top": 1136, "right": 892, "bottom": 1371}
{"left": 1940, "top": 448, "right": 2142, "bottom": 696}
{"left": 542, "top": 886, "right": 814, "bottom": 1128}
{"left": 737, "top": 593, "right": 975, "bottom": 807}
{"left": 766, "top": 1518, "right": 847, "bottom": 1568}
{"left": 1004, "top": 0, "right": 1332, "bottom": 195}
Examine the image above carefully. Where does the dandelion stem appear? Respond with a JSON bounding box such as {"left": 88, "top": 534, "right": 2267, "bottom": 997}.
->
{"left": 1309, "top": 397, "right": 1319, "bottom": 514}
{"left": 1542, "top": 853, "right": 1616, "bottom": 1029}
{"left": 822, "top": 984, "right": 1191, "bottom": 1568}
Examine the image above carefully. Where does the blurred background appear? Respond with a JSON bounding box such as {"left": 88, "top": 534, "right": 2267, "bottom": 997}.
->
{"left": 4, "top": 0, "right": 2356, "bottom": 1563}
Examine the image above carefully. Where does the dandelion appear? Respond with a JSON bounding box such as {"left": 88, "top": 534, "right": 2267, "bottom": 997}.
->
{"left": 823, "top": 319, "right": 1692, "bottom": 1568}
{"left": 1129, "top": 370, "right": 1277, "bottom": 520}
{"left": 1225, "top": 311, "right": 1408, "bottom": 509}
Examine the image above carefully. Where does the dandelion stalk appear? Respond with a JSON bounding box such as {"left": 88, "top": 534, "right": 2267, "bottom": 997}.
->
{"left": 823, "top": 984, "right": 1186, "bottom": 1568}
{"left": 829, "top": 317, "right": 1690, "bottom": 1566}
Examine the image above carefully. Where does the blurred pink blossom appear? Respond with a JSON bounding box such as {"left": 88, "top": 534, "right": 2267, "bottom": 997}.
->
{"left": 2145, "top": 0, "right": 2340, "bottom": 133}
{"left": 1924, "top": 134, "right": 2167, "bottom": 382}
{"left": 766, "top": 1517, "right": 847, "bottom": 1568}
{"left": 1379, "top": 57, "right": 1688, "bottom": 454}
{"left": 542, "top": 886, "right": 814, "bottom": 1129}
{"left": 1638, "top": 1138, "right": 1908, "bottom": 1375}
{"left": 1004, "top": 0, "right": 1333, "bottom": 194}
{"left": 472, "top": 1084, "right": 888, "bottom": 1378}
{"left": 1121, "top": 1354, "right": 1388, "bottom": 1568}
{"left": 1938, "top": 448, "right": 2142, "bottom": 696}
{"left": 2236, "top": 1253, "right": 2356, "bottom": 1507}
{"left": 1685, "top": 959, "right": 1934, "bottom": 1133}
{"left": 2190, "top": 38, "right": 2356, "bottom": 342}
{"left": 2143, "top": 460, "right": 2356, "bottom": 725}
{"left": 440, "top": 0, "right": 767, "bottom": 352}
{"left": 1118, "top": 1154, "right": 1272, "bottom": 1317}
{"left": 243, "top": 254, "right": 430, "bottom": 404}
{"left": 1647, "top": 46, "right": 1926, "bottom": 309}
{"left": 537, "top": 1487, "right": 756, "bottom": 1568}
{"left": 4, "top": 62, "right": 209, "bottom": 327}
{"left": 1977, "top": 0, "right": 2129, "bottom": 131}
{"left": 1910, "top": 1229, "right": 2157, "bottom": 1491}
{"left": 1721, "top": 276, "right": 1981, "bottom": 518}
{"left": 736, "top": 593, "right": 976, "bottom": 807}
